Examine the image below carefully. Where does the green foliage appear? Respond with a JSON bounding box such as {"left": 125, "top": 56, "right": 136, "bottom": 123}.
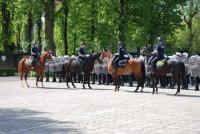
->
{"left": 1, "top": 0, "right": 200, "bottom": 56}
{"left": 0, "top": 68, "right": 17, "bottom": 76}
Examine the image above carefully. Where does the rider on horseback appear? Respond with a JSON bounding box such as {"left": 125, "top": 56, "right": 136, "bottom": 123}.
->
{"left": 151, "top": 37, "right": 165, "bottom": 73}
{"left": 31, "top": 42, "right": 39, "bottom": 69}
{"left": 112, "top": 41, "right": 125, "bottom": 72}
{"left": 78, "top": 42, "right": 85, "bottom": 70}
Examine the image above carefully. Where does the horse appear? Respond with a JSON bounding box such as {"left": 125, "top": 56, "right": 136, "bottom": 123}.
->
{"left": 18, "top": 51, "right": 52, "bottom": 87}
{"left": 148, "top": 58, "right": 185, "bottom": 95}
{"left": 93, "top": 49, "right": 113, "bottom": 85}
{"left": 62, "top": 52, "right": 101, "bottom": 89}
{"left": 100, "top": 50, "right": 146, "bottom": 92}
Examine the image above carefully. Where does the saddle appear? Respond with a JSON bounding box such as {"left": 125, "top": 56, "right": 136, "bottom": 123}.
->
{"left": 156, "top": 60, "right": 165, "bottom": 68}
{"left": 118, "top": 57, "right": 130, "bottom": 68}
{"left": 156, "top": 58, "right": 168, "bottom": 68}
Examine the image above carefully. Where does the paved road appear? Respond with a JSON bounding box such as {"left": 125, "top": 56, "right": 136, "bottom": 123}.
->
{"left": 0, "top": 76, "right": 200, "bottom": 134}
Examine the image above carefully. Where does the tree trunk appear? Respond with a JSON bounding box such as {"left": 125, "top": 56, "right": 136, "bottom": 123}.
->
{"left": 1, "top": 2, "right": 10, "bottom": 52}
{"left": 25, "top": 11, "right": 33, "bottom": 53}
{"left": 63, "top": 0, "right": 69, "bottom": 55}
{"left": 73, "top": 32, "right": 77, "bottom": 55}
{"left": 44, "top": 0, "right": 56, "bottom": 56}
{"left": 118, "top": 0, "right": 125, "bottom": 51}
{"left": 36, "top": 18, "right": 42, "bottom": 53}
{"left": 91, "top": 0, "right": 96, "bottom": 51}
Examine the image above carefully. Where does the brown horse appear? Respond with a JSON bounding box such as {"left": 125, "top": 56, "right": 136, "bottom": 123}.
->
{"left": 149, "top": 59, "right": 185, "bottom": 95}
{"left": 18, "top": 51, "right": 52, "bottom": 87}
{"left": 100, "top": 50, "right": 146, "bottom": 91}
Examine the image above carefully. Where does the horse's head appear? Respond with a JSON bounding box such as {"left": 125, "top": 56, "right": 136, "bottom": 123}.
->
{"left": 100, "top": 49, "right": 113, "bottom": 62}
{"left": 91, "top": 52, "right": 101, "bottom": 60}
{"left": 41, "top": 51, "right": 52, "bottom": 61}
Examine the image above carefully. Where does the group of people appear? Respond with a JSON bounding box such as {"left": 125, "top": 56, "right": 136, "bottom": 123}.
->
{"left": 30, "top": 37, "right": 165, "bottom": 73}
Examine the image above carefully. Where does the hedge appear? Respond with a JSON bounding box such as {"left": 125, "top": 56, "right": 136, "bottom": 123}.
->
{"left": 0, "top": 68, "right": 17, "bottom": 76}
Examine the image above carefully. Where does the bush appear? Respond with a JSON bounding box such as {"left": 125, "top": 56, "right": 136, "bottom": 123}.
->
{"left": 0, "top": 68, "right": 17, "bottom": 76}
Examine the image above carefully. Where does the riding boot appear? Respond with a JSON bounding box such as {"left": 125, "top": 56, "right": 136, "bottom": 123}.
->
{"left": 151, "top": 63, "right": 157, "bottom": 73}
{"left": 113, "top": 63, "right": 117, "bottom": 73}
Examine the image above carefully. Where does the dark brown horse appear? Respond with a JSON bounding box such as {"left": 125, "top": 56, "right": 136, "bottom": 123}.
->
{"left": 63, "top": 53, "right": 101, "bottom": 89}
{"left": 149, "top": 59, "right": 185, "bottom": 95}
{"left": 18, "top": 51, "right": 52, "bottom": 87}
{"left": 100, "top": 50, "right": 146, "bottom": 92}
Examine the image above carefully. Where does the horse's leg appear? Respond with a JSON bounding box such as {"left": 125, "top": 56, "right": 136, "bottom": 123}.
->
{"left": 120, "top": 75, "right": 124, "bottom": 86}
{"left": 174, "top": 74, "right": 180, "bottom": 95}
{"left": 82, "top": 74, "right": 86, "bottom": 89}
{"left": 41, "top": 76, "right": 44, "bottom": 88}
{"left": 117, "top": 76, "right": 120, "bottom": 91}
{"left": 19, "top": 72, "right": 24, "bottom": 87}
{"left": 59, "top": 71, "right": 62, "bottom": 82}
{"left": 71, "top": 73, "right": 76, "bottom": 88}
{"left": 114, "top": 78, "right": 117, "bottom": 91}
{"left": 45, "top": 71, "right": 49, "bottom": 82}
{"left": 140, "top": 77, "right": 144, "bottom": 92}
{"left": 106, "top": 74, "right": 109, "bottom": 85}
{"left": 98, "top": 73, "right": 102, "bottom": 85}
{"left": 152, "top": 78, "right": 155, "bottom": 94}
{"left": 134, "top": 76, "right": 140, "bottom": 92}
{"left": 24, "top": 73, "right": 30, "bottom": 87}
{"left": 65, "top": 72, "right": 69, "bottom": 88}
{"left": 88, "top": 74, "right": 92, "bottom": 89}
{"left": 92, "top": 73, "right": 96, "bottom": 84}
{"left": 195, "top": 76, "right": 199, "bottom": 91}
{"left": 36, "top": 74, "right": 39, "bottom": 87}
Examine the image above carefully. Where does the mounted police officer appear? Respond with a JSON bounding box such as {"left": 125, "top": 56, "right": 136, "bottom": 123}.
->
{"left": 78, "top": 42, "right": 86, "bottom": 70}
{"left": 151, "top": 37, "right": 165, "bottom": 72}
{"left": 31, "top": 42, "right": 39, "bottom": 69}
{"left": 112, "top": 41, "right": 125, "bottom": 72}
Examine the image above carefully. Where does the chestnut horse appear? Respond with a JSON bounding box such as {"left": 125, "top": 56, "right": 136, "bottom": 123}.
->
{"left": 18, "top": 51, "right": 52, "bottom": 87}
{"left": 100, "top": 50, "right": 146, "bottom": 91}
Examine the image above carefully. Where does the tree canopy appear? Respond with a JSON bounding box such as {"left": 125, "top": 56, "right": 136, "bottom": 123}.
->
{"left": 0, "top": 0, "right": 200, "bottom": 56}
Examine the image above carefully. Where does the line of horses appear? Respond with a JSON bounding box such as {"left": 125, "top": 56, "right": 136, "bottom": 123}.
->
{"left": 18, "top": 49, "right": 200, "bottom": 96}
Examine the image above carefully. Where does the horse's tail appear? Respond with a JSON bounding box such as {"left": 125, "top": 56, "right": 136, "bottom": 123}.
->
{"left": 140, "top": 61, "right": 146, "bottom": 82}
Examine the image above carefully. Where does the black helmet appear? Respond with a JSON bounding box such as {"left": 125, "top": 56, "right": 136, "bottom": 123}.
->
{"left": 158, "top": 37, "right": 163, "bottom": 42}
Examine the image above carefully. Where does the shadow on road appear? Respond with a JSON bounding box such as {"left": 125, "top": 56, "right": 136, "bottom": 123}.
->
{"left": 0, "top": 108, "right": 81, "bottom": 134}
{"left": 167, "top": 94, "right": 200, "bottom": 98}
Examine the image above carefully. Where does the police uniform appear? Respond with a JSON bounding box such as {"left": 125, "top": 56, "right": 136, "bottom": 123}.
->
{"left": 151, "top": 42, "right": 165, "bottom": 72}
{"left": 78, "top": 47, "right": 85, "bottom": 61}
{"left": 31, "top": 44, "right": 39, "bottom": 67}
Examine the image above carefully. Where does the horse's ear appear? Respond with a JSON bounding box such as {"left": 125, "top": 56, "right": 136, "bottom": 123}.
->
{"left": 49, "top": 51, "right": 52, "bottom": 54}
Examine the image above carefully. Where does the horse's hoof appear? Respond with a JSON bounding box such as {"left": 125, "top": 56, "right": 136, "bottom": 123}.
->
{"left": 89, "top": 87, "right": 92, "bottom": 89}
{"left": 134, "top": 90, "right": 138, "bottom": 92}
{"left": 140, "top": 90, "right": 143, "bottom": 92}
{"left": 67, "top": 86, "right": 70, "bottom": 88}
{"left": 175, "top": 92, "right": 179, "bottom": 96}
{"left": 73, "top": 86, "right": 76, "bottom": 88}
